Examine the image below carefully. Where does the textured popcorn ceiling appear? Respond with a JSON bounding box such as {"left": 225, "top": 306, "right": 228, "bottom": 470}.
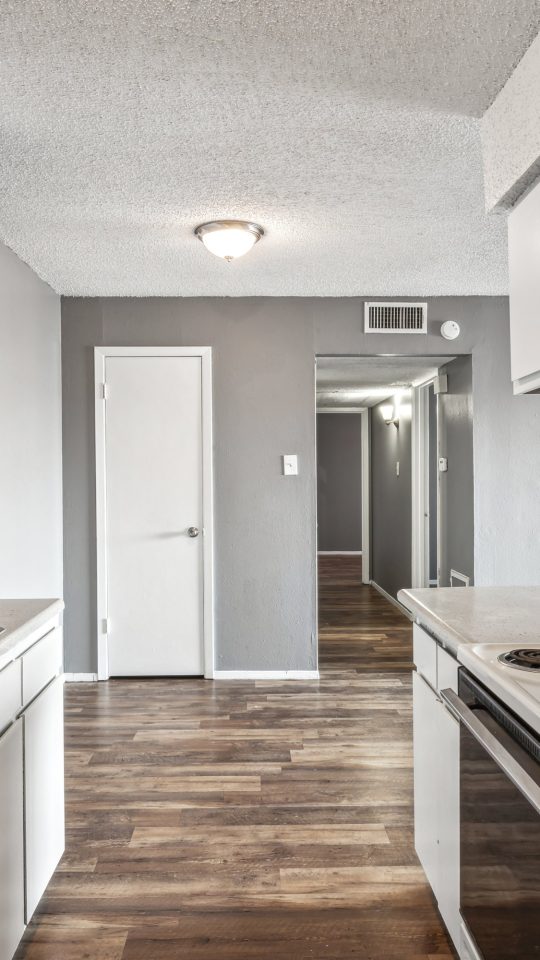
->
{"left": 1, "top": 1, "right": 539, "bottom": 296}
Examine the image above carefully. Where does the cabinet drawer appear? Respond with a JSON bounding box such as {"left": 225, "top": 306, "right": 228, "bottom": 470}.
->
{"left": 22, "top": 627, "right": 63, "bottom": 707}
{"left": 0, "top": 659, "right": 22, "bottom": 734}
{"left": 413, "top": 624, "right": 437, "bottom": 688}
{"left": 437, "top": 645, "right": 459, "bottom": 695}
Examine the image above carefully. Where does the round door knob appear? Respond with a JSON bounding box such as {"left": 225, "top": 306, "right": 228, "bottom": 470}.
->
{"left": 188, "top": 526, "right": 199, "bottom": 538}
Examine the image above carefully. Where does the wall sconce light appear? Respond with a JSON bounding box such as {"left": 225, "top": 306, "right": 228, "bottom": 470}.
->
{"left": 381, "top": 402, "right": 399, "bottom": 428}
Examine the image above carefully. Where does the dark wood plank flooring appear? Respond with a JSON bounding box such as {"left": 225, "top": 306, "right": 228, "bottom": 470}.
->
{"left": 17, "top": 555, "right": 453, "bottom": 960}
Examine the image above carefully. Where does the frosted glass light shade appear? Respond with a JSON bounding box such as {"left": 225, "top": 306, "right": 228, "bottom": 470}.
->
{"left": 195, "top": 220, "right": 264, "bottom": 261}
{"left": 380, "top": 404, "right": 395, "bottom": 423}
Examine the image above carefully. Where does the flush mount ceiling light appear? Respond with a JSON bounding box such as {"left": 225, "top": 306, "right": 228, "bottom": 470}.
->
{"left": 194, "top": 220, "right": 264, "bottom": 261}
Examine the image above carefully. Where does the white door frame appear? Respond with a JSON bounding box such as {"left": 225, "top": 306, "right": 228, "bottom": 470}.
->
{"left": 411, "top": 381, "right": 433, "bottom": 589}
{"left": 94, "top": 346, "right": 214, "bottom": 681}
{"left": 314, "top": 401, "right": 367, "bottom": 581}
{"left": 360, "top": 408, "right": 370, "bottom": 583}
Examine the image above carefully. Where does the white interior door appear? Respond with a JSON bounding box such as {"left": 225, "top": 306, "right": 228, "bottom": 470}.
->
{"left": 105, "top": 355, "right": 204, "bottom": 676}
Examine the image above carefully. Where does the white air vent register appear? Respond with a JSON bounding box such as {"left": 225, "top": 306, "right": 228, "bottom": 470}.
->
{"left": 364, "top": 302, "right": 427, "bottom": 334}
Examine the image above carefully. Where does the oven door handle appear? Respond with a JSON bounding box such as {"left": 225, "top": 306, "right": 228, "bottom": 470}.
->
{"left": 440, "top": 687, "right": 540, "bottom": 814}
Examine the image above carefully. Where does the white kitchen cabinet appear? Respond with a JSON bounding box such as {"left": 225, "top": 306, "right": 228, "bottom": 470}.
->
{"left": 508, "top": 178, "right": 540, "bottom": 395}
{"left": 413, "top": 629, "right": 460, "bottom": 954}
{"left": 0, "top": 720, "right": 25, "bottom": 960}
{"left": 24, "top": 676, "right": 65, "bottom": 921}
{"left": 413, "top": 670, "right": 440, "bottom": 892}
{"left": 435, "top": 696, "right": 460, "bottom": 948}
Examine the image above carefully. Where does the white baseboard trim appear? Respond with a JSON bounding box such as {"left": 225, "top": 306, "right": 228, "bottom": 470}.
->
{"left": 370, "top": 581, "right": 413, "bottom": 620}
{"left": 213, "top": 670, "right": 320, "bottom": 681}
{"left": 318, "top": 551, "right": 362, "bottom": 556}
{"left": 64, "top": 672, "right": 98, "bottom": 682}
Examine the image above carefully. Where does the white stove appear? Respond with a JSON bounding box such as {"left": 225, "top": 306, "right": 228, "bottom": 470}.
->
{"left": 458, "top": 642, "right": 540, "bottom": 735}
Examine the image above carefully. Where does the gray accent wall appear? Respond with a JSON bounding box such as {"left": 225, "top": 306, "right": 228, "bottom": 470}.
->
{"left": 317, "top": 414, "right": 362, "bottom": 552}
{"left": 62, "top": 296, "right": 540, "bottom": 673}
{"left": 371, "top": 399, "right": 412, "bottom": 599}
{"left": 62, "top": 298, "right": 317, "bottom": 673}
{"left": 439, "top": 355, "right": 474, "bottom": 586}
{"left": 0, "top": 243, "right": 62, "bottom": 597}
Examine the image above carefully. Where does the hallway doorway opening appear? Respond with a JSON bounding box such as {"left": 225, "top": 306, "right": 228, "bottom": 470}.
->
{"left": 315, "top": 354, "right": 474, "bottom": 666}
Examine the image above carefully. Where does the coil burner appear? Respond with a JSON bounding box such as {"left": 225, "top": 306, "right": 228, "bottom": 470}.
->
{"left": 497, "top": 649, "right": 540, "bottom": 672}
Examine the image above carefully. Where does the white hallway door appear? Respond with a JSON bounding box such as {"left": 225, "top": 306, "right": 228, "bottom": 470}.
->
{"left": 104, "top": 355, "right": 204, "bottom": 676}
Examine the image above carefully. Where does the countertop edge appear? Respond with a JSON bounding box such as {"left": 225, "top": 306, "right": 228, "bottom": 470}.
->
{"left": 397, "top": 589, "right": 465, "bottom": 655}
{"left": 0, "top": 599, "right": 64, "bottom": 672}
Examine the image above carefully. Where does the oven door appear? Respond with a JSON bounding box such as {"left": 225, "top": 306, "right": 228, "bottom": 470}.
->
{"left": 441, "top": 673, "right": 540, "bottom": 960}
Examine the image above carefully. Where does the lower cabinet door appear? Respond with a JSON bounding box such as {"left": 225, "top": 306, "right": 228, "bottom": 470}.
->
{"left": 0, "top": 720, "right": 25, "bottom": 960}
{"left": 24, "top": 676, "right": 65, "bottom": 921}
{"left": 412, "top": 671, "right": 440, "bottom": 893}
{"left": 436, "top": 699, "right": 460, "bottom": 949}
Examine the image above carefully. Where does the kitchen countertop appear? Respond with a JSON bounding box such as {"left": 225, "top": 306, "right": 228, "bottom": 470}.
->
{"left": 398, "top": 586, "right": 540, "bottom": 657}
{"left": 0, "top": 598, "right": 64, "bottom": 671}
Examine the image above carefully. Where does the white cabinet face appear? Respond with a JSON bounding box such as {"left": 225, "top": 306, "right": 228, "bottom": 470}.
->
{"left": 508, "top": 180, "right": 540, "bottom": 393}
{"left": 22, "top": 627, "right": 63, "bottom": 707}
{"left": 435, "top": 699, "right": 460, "bottom": 947}
{"left": 413, "top": 668, "right": 461, "bottom": 953}
{"left": 0, "top": 720, "right": 25, "bottom": 960}
{"left": 412, "top": 671, "right": 440, "bottom": 892}
{"left": 413, "top": 624, "right": 437, "bottom": 688}
{"left": 24, "top": 677, "right": 65, "bottom": 921}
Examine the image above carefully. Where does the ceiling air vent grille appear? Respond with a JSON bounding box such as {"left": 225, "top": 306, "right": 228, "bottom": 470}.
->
{"left": 364, "top": 302, "right": 427, "bottom": 334}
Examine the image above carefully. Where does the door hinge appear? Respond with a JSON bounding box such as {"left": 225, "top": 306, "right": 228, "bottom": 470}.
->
{"left": 100, "top": 382, "right": 109, "bottom": 400}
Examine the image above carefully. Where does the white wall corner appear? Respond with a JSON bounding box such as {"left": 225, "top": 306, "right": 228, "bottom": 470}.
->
{"left": 481, "top": 31, "right": 540, "bottom": 211}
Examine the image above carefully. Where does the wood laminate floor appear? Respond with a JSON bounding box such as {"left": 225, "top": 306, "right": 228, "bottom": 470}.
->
{"left": 17, "top": 555, "right": 453, "bottom": 960}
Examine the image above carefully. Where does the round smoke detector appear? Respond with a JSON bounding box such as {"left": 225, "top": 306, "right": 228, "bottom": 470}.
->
{"left": 441, "top": 320, "right": 461, "bottom": 341}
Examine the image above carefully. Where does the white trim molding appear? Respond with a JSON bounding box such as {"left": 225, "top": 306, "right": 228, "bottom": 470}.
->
{"left": 370, "top": 581, "right": 413, "bottom": 620}
{"left": 411, "top": 384, "right": 428, "bottom": 588}
{"left": 213, "top": 670, "right": 320, "bottom": 681}
{"left": 361, "top": 408, "right": 370, "bottom": 584}
{"left": 64, "top": 673, "right": 98, "bottom": 682}
{"left": 513, "top": 369, "right": 540, "bottom": 395}
{"left": 316, "top": 407, "right": 365, "bottom": 414}
{"left": 317, "top": 551, "right": 362, "bottom": 556}
{"left": 450, "top": 569, "right": 470, "bottom": 587}
{"left": 94, "top": 346, "right": 215, "bottom": 681}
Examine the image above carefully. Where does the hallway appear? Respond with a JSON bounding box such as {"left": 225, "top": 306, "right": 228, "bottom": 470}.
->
{"left": 18, "top": 557, "right": 453, "bottom": 960}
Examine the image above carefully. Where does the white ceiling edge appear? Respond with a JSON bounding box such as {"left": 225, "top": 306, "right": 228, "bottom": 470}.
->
{"left": 317, "top": 407, "right": 367, "bottom": 413}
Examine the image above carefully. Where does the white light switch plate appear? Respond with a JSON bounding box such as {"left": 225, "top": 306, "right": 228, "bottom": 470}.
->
{"left": 282, "top": 454, "right": 298, "bottom": 476}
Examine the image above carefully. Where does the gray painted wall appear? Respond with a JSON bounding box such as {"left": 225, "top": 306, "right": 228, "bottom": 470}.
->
{"left": 62, "top": 296, "right": 540, "bottom": 673}
{"left": 317, "top": 414, "right": 362, "bottom": 552}
{"left": 0, "top": 243, "right": 63, "bottom": 597}
{"left": 371, "top": 399, "right": 412, "bottom": 598}
{"left": 61, "top": 298, "right": 317, "bottom": 673}
{"left": 439, "top": 355, "right": 474, "bottom": 586}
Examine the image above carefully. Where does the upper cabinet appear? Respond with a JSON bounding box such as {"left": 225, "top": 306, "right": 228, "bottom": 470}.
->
{"left": 508, "top": 179, "right": 540, "bottom": 395}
